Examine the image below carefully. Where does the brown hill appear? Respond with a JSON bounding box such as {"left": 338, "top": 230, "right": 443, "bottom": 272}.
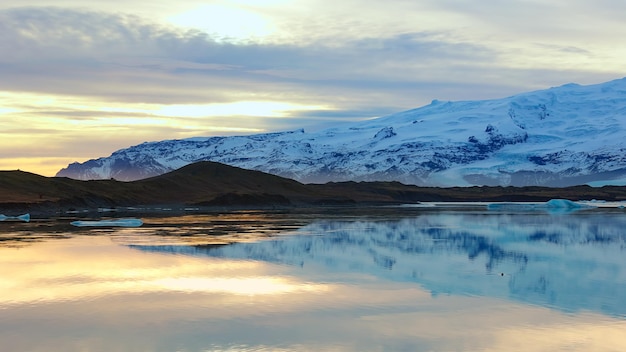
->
{"left": 0, "top": 162, "right": 314, "bottom": 212}
{"left": 133, "top": 161, "right": 320, "bottom": 204}
{"left": 2, "top": 161, "right": 626, "bottom": 215}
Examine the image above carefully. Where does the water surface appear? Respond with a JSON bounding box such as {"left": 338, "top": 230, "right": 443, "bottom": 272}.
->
{"left": 1, "top": 207, "right": 625, "bottom": 351}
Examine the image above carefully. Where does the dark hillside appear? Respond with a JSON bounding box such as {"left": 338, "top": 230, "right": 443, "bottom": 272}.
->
{"left": 312, "top": 182, "right": 626, "bottom": 202}
{"left": 0, "top": 162, "right": 326, "bottom": 213}
{"left": 2, "top": 161, "right": 626, "bottom": 215}
{"left": 134, "top": 162, "right": 320, "bottom": 204}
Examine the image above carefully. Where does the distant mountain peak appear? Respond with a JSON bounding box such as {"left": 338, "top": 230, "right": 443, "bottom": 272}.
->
{"left": 57, "top": 78, "right": 626, "bottom": 187}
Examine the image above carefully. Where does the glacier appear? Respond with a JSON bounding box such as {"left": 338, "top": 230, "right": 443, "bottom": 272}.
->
{"left": 56, "top": 77, "right": 626, "bottom": 186}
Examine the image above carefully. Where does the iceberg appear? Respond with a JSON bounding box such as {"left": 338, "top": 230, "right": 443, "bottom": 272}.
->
{"left": 487, "top": 203, "right": 538, "bottom": 211}
{"left": 544, "top": 199, "right": 591, "bottom": 209}
{"left": 71, "top": 218, "right": 143, "bottom": 227}
{"left": 0, "top": 213, "right": 30, "bottom": 222}
{"left": 487, "top": 199, "right": 594, "bottom": 213}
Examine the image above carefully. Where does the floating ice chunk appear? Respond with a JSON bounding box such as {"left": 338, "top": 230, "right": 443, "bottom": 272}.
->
{"left": 71, "top": 218, "right": 143, "bottom": 227}
{"left": 544, "top": 199, "right": 591, "bottom": 209}
{"left": 487, "top": 199, "right": 594, "bottom": 213}
{"left": 486, "top": 203, "right": 538, "bottom": 211}
{"left": 0, "top": 213, "right": 30, "bottom": 222}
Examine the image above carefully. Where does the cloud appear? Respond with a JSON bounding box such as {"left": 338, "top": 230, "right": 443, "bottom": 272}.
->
{"left": 2, "top": 5, "right": 622, "bottom": 110}
{"left": 0, "top": 2, "right": 624, "bottom": 175}
{"left": 1, "top": 6, "right": 619, "bottom": 120}
{"left": 0, "top": 7, "right": 503, "bottom": 108}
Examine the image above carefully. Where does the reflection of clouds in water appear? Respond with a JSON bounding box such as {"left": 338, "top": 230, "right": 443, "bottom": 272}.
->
{"left": 491, "top": 321, "right": 626, "bottom": 352}
{"left": 0, "top": 235, "right": 329, "bottom": 306}
{"left": 153, "top": 277, "right": 328, "bottom": 295}
{"left": 362, "top": 306, "right": 626, "bottom": 352}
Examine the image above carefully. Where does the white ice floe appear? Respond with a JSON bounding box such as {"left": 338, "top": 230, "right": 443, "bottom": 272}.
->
{"left": 70, "top": 218, "right": 143, "bottom": 227}
{"left": 0, "top": 213, "right": 30, "bottom": 222}
{"left": 487, "top": 199, "right": 595, "bottom": 213}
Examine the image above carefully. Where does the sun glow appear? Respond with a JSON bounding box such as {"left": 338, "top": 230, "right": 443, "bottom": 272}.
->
{"left": 167, "top": 3, "right": 276, "bottom": 41}
{"left": 154, "top": 277, "right": 327, "bottom": 296}
{"left": 0, "top": 157, "right": 72, "bottom": 177}
{"left": 155, "top": 101, "right": 326, "bottom": 118}
{"left": 0, "top": 90, "right": 327, "bottom": 176}
{"left": 0, "top": 236, "right": 331, "bottom": 305}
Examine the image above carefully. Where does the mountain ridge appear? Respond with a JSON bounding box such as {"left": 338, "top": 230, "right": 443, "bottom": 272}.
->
{"left": 57, "top": 77, "right": 626, "bottom": 186}
{"left": 4, "top": 161, "right": 626, "bottom": 216}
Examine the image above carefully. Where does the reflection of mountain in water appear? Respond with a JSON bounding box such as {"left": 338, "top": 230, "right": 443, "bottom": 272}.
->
{"left": 130, "top": 212, "right": 626, "bottom": 317}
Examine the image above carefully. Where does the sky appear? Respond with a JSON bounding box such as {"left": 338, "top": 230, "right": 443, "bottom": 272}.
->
{"left": 1, "top": 0, "right": 625, "bottom": 176}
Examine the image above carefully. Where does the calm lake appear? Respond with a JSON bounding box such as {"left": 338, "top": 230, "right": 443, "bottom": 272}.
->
{"left": 1, "top": 205, "right": 625, "bottom": 351}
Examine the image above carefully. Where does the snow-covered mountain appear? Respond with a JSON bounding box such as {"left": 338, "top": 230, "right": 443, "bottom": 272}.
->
{"left": 57, "top": 78, "right": 626, "bottom": 186}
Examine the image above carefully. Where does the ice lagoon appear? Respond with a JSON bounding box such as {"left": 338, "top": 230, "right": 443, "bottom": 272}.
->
{"left": 1, "top": 205, "right": 625, "bottom": 351}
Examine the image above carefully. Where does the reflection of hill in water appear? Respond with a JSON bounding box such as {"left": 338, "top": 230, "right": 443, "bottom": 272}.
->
{"left": 130, "top": 212, "right": 626, "bottom": 317}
